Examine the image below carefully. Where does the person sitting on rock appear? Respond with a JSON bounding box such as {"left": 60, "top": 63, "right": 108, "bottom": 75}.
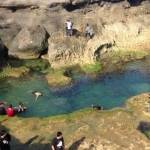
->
{"left": 14, "top": 102, "right": 27, "bottom": 113}
{"left": 85, "top": 23, "right": 94, "bottom": 39}
{"left": 0, "top": 102, "right": 6, "bottom": 115}
{"left": 6, "top": 104, "right": 15, "bottom": 117}
{"left": 91, "top": 104, "right": 103, "bottom": 110}
{"left": 65, "top": 19, "right": 73, "bottom": 36}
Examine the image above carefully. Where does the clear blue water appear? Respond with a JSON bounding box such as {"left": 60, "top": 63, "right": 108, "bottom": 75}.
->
{"left": 0, "top": 58, "right": 150, "bottom": 117}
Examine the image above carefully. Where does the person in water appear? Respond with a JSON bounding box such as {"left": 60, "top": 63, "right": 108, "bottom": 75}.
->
{"left": 0, "top": 130, "right": 11, "bottom": 150}
{"left": 91, "top": 104, "right": 103, "bottom": 110}
{"left": 6, "top": 104, "right": 15, "bottom": 117}
{"left": 14, "top": 102, "right": 27, "bottom": 113}
{"left": 51, "top": 131, "right": 65, "bottom": 150}
{"left": 0, "top": 102, "right": 6, "bottom": 115}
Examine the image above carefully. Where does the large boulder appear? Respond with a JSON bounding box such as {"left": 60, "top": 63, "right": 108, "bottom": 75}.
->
{"left": 0, "top": 39, "right": 8, "bottom": 67}
{"left": 0, "top": 0, "right": 72, "bottom": 9}
{"left": 0, "top": 23, "right": 21, "bottom": 47}
{"left": 10, "top": 25, "right": 49, "bottom": 59}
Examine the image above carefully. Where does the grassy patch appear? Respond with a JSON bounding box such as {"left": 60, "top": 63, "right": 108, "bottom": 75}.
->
{"left": 81, "top": 62, "right": 102, "bottom": 74}
{"left": 9, "top": 58, "right": 51, "bottom": 73}
{"left": 46, "top": 68, "right": 72, "bottom": 87}
{"left": 0, "top": 65, "right": 30, "bottom": 79}
{"left": 103, "top": 49, "right": 148, "bottom": 63}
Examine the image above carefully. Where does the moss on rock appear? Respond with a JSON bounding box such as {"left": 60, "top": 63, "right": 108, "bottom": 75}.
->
{"left": 46, "top": 69, "right": 72, "bottom": 87}
{"left": 0, "top": 65, "right": 30, "bottom": 79}
{"left": 80, "top": 62, "right": 102, "bottom": 74}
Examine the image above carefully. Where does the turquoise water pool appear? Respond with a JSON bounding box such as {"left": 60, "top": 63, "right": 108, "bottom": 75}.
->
{"left": 0, "top": 58, "right": 150, "bottom": 117}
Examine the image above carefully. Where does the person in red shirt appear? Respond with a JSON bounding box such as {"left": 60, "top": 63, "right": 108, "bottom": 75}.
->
{"left": 6, "top": 104, "right": 15, "bottom": 117}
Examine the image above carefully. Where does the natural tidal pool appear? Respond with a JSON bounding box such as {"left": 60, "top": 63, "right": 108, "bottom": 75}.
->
{"left": 0, "top": 57, "right": 150, "bottom": 117}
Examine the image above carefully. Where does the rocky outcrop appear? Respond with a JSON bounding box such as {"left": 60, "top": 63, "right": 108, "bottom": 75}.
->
{"left": 85, "top": 20, "right": 150, "bottom": 63}
{"left": 48, "top": 36, "right": 86, "bottom": 68}
{"left": 0, "top": 0, "right": 95, "bottom": 8}
{"left": 0, "top": 0, "right": 74, "bottom": 9}
{"left": 48, "top": 20, "right": 150, "bottom": 68}
{"left": 2, "top": 93, "right": 150, "bottom": 150}
{"left": 10, "top": 25, "right": 49, "bottom": 59}
{"left": 47, "top": 2, "right": 150, "bottom": 68}
{"left": 0, "top": 39, "right": 8, "bottom": 67}
{"left": 0, "top": 0, "right": 149, "bottom": 64}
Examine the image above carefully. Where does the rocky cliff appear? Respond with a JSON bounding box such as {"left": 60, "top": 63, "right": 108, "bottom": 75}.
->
{"left": 0, "top": 0, "right": 149, "bottom": 67}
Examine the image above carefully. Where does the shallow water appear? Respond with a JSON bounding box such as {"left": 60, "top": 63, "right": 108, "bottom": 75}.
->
{"left": 0, "top": 57, "right": 150, "bottom": 117}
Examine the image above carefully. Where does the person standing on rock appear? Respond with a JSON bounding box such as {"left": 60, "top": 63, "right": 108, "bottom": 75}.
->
{"left": 51, "top": 131, "right": 65, "bottom": 150}
{"left": 85, "top": 23, "right": 94, "bottom": 39}
{"left": 65, "top": 19, "right": 73, "bottom": 36}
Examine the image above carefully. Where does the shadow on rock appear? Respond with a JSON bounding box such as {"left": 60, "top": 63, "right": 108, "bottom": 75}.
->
{"left": 137, "top": 121, "right": 150, "bottom": 139}
{"left": 0, "top": 124, "right": 50, "bottom": 150}
{"left": 68, "top": 137, "right": 86, "bottom": 150}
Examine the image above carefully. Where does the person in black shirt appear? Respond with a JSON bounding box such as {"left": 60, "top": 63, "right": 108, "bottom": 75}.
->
{"left": 0, "top": 130, "right": 11, "bottom": 150}
{"left": 51, "top": 131, "right": 65, "bottom": 150}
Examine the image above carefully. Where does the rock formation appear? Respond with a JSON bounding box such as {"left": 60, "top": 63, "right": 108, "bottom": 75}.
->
{"left": 47, "top": 2, "right": 150, "bottom": 67}
{"left": 10, "top": 25, "right": 49, "bottom": 59}
{"left": 0, "top": 0, "right": 149, "bottom": 66}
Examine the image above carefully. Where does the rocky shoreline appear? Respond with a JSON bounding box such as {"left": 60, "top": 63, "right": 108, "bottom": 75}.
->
{"left": 0, "top": 93, "right": 150, "bottom": 150}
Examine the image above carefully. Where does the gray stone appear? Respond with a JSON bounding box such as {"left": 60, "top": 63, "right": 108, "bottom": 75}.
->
{"left": 10, "top": 25, "right": 49, "bottom": 59}
{"left": 0, "top": 23, "right": 21, "bottom": 47}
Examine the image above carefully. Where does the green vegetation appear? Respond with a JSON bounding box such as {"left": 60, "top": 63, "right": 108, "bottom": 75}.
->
{"left": 0, "top": 65, "right": 30, "bottom": 79}
{"left": 46, "top": 68, "right": 72, "bottom": 87}
{"left": 9, "top": 58, "right": 51, "bottom": 73}
{"left": 103, "top": 49, "right": 148, "bottom": 63}
{"left": 44, "top": 61, "right": 102, "bottom": 87}
{"left": 81, "top": 62, "right": 102, "bottom": 74}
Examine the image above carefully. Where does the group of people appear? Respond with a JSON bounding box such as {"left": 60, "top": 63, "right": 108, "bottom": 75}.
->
{"left": 0, "top": 130, "right": 64, "bottom": 150}
{"left": 0, "top": 102, "right": 27, "bottom": 117}
{"left": 65, "top": 19, "right": 94, "bottom": 39}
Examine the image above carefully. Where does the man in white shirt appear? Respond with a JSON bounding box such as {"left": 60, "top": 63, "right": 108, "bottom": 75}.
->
{"left": 65, "top": 19, "right": 73, "bottom": 36}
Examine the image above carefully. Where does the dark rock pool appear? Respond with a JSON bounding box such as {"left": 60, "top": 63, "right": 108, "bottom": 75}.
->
{"left": 0, "top": 57, "right": 150, "bottom": 117}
